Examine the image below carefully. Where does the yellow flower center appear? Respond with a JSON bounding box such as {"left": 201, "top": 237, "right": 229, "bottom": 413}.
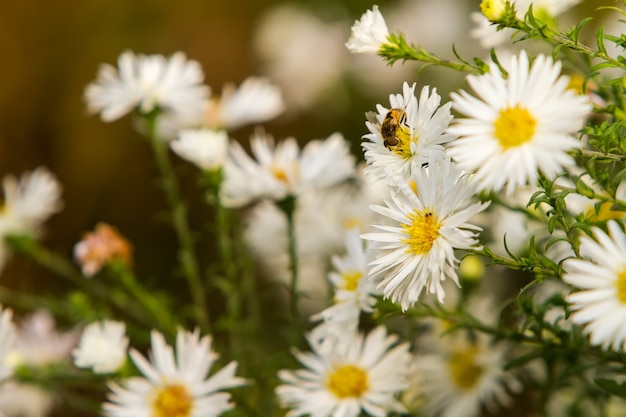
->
{"left": 391, "top": 126, "right": 414, "bottom": 160}
{"left": 401, "top": 208, "right": 440, "bottom": 255}
{"left": 493, "top": 105, "right": 537, "bottom": 149}
{"left": 271, "top": 165, "right": 289, "bottom": 184}
{"left": 341, "top": 270, "right": 363, "bottom": 291}
{"left": 448, "top": 346, "right": 484, "bottom": 391}
{"left": 326, "top": 364, "right": 369, "bottom": 399}
{"left": 586, "top": 202, "right": 626, "bottom": 222}
{"left": 152, "top": 384, "right": 192, "bottom": 417}
{"left": 615, "top": 267, "right": 626, "bottom": 305}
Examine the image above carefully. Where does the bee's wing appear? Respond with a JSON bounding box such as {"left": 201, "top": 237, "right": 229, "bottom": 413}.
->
{"left": 365, "top": 111, "right": 380, "bottom": 126}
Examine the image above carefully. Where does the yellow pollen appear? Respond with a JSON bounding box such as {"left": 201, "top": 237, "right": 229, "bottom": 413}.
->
{"left": 401, "top": 208, "right": 440, "bottom": 255}
{"left": 326, "top": 364, "right": 369, "bottom": 399}
{"left": 271, "top": 166, "right": 289, "bottom": 184}
{"left": 391, "top": 126, "right": 414, "bottom": 160}
{"left": 448, "top": 346, "right": 484, "bottom": 391}
{"left": 615, "top": 268, "right": 626, "bottom": 304}
{"left": 152, "top": 384, "right": 192, "bottom": 417}
{"left": 341, "top": 270, "right": 363, "bottom": 291}
{"left": 493, "top": 105, "right": 537, "bottom": 149}
{"left": 343, "top": 218, "right": 361, "bottom": 230}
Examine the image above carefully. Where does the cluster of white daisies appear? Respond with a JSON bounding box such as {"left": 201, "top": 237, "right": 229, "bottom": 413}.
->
{"left": 1, "top": 1, "right": 626, "bottom": 417}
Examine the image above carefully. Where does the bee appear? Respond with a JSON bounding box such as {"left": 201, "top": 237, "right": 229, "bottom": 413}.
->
{"left": 367, "top": 108, "right": 409, "bottom": 151}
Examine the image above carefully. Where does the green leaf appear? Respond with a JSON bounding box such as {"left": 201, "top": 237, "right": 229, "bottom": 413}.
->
{"left": 595, "top": 378, "right": 626, "bottom": 398}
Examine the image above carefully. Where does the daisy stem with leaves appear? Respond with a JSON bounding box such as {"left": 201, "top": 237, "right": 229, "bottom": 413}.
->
{"left": 277, "top": 195, "right": 301, "bottom": 344}
{"left": 142, "top": 111, "right": 210, "bottom": 331}
{"left": 204, "top": 168, "right": 244, "bottom": 353}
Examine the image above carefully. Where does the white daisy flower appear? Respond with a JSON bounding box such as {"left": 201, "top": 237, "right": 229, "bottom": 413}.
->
{"left": 562, "top": 221, "right": 626, "bottom": 351}
{"left": 171, "top": 128, "right": 230, "bottom": 171}
{"left": 471, "top": 0, "right": 583, "bottom": 49}
{"left": 414, "top": 333, "right": 522, "bottom": 417}
{"left": 312, "top": 228, "right": 381, "bottom": 336}
{"left": 0, "top": 307, "right": 16, "bottom": 381}
{"left": 363, "top": 82, "right": 455, "bottom": 181}
{"left": 72, "top": 320, "right": 128, "bottom": 374}
{"left": 85, "top": 51, "right": 209, "bottom": 122}
{"left": 346, "top": 5, "right": 391, "bottom": 54}
{"left": 362, "top": 156, "right": 489, "bottom": 311}
{"left": 276, "top": 326, "right": 411, "bottom": 417}
{"left": 103, "top": 328, "right": 246, "bottom": 417}
{"left": 0, "top": 168, "right": 63, "bottom": 275}
{"left": 221, "top": 131, "right": 355, "bottom": 207}
{"left": 205, "top": 77, "right": 285, "bottom": 130}
{"left": 447, "top": 50, "right": 591, "bottom": 195}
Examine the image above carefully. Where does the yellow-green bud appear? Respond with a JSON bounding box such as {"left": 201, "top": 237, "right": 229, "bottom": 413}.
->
{"left": 458, "top": 255, "right": 485, "bottom": 281}
{"left": 480, "top": 0, "right": 508, "bottom": 22}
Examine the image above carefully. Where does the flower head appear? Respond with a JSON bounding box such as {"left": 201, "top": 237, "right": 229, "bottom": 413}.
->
{"left": 171, "top": 128, "right": 230, "bottom": 171}
{"left": 0, "top": 168, "right": 63, "bottom": 276}
{"left": 74, "top": 223, "right": 133, "bottom": 277}
{"left": 346, "top": 5, "right": 391, "bottom": 54}
{"left": 363, "top": 82, "right": 455, "bottom": 181}
{"left": 103, "top": 328, "right": 246, "bottom": 417}
{"left": 562, "top": 221, "right": 626, "bottom": 351}
{"left": 72, "top": 320, "right": 128, "bottom": 374}
{"left": 447, "top": 51, "right": 590, "bottom": 195}
{"left": 85, "top": 51, "right": 209, "bottom": 122}
{"left": 204, "top": 77, "right": 285, "bottom": 131}
{"left": 362, "top": 157, "right": 489, "bottom": 310}
{"left": 276, "top": 326, "right": 411, "bottom": 417}
{"left": 312, "top": 228, "right": 381, "bottom": 339}
{"left": 413, "top": 332, "right": 522, "bottom": 417}
{"left": 222, "top": 132, "right": 355, "bottom": 207}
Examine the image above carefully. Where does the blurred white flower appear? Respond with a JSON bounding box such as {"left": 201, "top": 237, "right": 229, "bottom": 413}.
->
{"left": 0, "top": 167, "right": 63, "bottom": 276}
{"left": 205, "top": 77, "right": 285, "bottom": 130}
{"left": 11, "top": 310, "right": 79, "bottom": 366}
{"left": 222, "top": 131, "right": 355, "bottom": 207}
{"left": 413, "top": 332, "right": 522, "bottom": 417}
{"left": 103, "top": 328, "right": 246, "bottom": 417}
{"left": 277, "top": 326, "right": 411, "bottom": 417}
{"left": 253, "top": 4, "right": 347, "bottom": 111}
{"left": 346, "top": 5, "right": 391, "bottom": 54}
{"left": 311, "top": 228, "right": 380, "bottom": 340}
{"left": 171, "top": 128, "right": 230, "bottom": 171}
{"left": 0, "top": 307, "right": 16, "bottom": 381}
{"left": 0, "top": 382, "right": 55, "bottom": 417}
{"left": 72, "top": 320, "right": 128, "bottom": 374}
{"left": 85, "top": 51, "right": 209, "bottom": 122}
{"left": 0, "top": 310, "right": 79, "bottom": 417}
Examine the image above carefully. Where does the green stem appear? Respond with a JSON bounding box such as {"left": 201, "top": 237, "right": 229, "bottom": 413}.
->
{"left": 109, "top": 262, "right": 178, "bottom": 337}
{"left": 277, "top": 195, "right": 300, "bottom": 344}
{"left": 207, "top": 171, "right": 242, "bottom": 353}
{"left": 143, "top": 112, "right": 210, "bottom": 331}
{"left": 4, "top": 235, "right": 149, "bottom": 324}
